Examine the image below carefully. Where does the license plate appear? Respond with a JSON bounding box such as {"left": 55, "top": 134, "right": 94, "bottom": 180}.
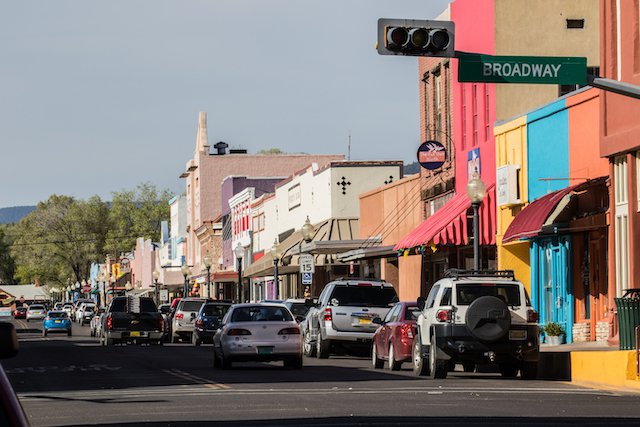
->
{"left": 509, "top": 330, "right": 527, "bottom": 340}
{"left": 257, "top": 346, "right": 274, "bottom": 355}
{"left": 358, "top": 318, "right": 372, "bottom": 325}
{"left": 55, "top": 320, "right": 61, "bottom": 324}
{"left": 130, "top": 331, "right": 141, "bottom": 337}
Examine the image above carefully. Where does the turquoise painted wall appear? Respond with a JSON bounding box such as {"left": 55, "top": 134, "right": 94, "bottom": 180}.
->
{"left": 526, "top": 99, "right": 569, "bottom": 201}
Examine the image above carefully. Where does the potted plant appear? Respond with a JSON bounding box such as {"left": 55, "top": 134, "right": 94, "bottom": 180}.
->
{"left": 543, "top": 322, "right": 565, "bottom": 345}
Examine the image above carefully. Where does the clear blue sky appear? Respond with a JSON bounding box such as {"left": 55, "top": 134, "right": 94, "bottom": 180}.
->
{"left": 0, "top": 0, "right": 451, "bottom": 207}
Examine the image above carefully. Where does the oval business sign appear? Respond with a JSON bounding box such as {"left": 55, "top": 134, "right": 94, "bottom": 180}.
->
{"left": 417, "top": 140, "right": 446, "bottom": 170}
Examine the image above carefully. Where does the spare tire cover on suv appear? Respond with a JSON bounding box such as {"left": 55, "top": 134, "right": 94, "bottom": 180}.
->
{"left": 464, "top": 296, "right": 511, "bottom": 342}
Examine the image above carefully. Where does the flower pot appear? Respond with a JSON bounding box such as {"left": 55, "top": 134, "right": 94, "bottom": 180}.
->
{"left": 546, "top": 335, "right": 565, "bottom": 346}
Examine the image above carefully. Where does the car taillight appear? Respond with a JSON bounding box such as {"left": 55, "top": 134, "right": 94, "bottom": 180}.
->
{"left": 324, "top": 307, "right": 332, "bottom": 322}
{"left": 175, "top": 313, "right": 184, "bottom": 320}
{"left": 436, "top": 309, "right": 452, "bottom": 322}
{"left": 227, "top": 328, "right": 252, "bottom": 336}
{"left": 401, "top": 323, "right": 414, "bottom": 338}
{"left": 106, "top": 314, "right": 113, "bottom": 330}
{"left": 278, "top": 327, "right": 301, "bottom": 335}
{"left": 158, "top": 317, "right": 165, "bottom": 332}
{"left": 527, "top": 309, "right": 539, "bottom": 323}
{"left": 195, "top": 319, "right": 204, "bottom": 328}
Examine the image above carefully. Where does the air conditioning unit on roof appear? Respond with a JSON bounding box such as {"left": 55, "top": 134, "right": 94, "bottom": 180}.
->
{"left": 497, "top": 164, "right": 521, "bottom": 207}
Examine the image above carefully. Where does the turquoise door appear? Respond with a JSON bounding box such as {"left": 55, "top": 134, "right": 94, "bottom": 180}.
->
{"left": 531, "top": 236, "right": 573, "bottom": 343}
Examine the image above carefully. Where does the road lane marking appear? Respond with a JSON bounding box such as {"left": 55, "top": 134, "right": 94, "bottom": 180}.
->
{"left": 162, "top": 369, "right": 230, "bottom": 390}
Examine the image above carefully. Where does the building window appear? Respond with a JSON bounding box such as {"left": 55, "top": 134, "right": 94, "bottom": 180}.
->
{"left": 444, "top": 62, "right": 451, "bottom": 153}
{"left": 565, "top": 19, "right": 585, "bottom": 29}
{"left": 434, "top": 71, "right": 442, "bottom": 135}
{"left": 614, "top": 156, "right": 630, "bottom": 297}
{"left": 472, "top": 84, "right": 478, "bottom": 146}
{"left": 422, "top": 73, "right": 429, "bottom": 139}
{"left": 484, "top": 84, "right": 490, "bottom": 141}
{"left": 462, "top": 85, "right": 467, "bottom": 149}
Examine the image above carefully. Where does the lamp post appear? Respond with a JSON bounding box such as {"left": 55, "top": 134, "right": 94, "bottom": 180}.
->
{"left": 181, "top": 265, "right": 191, "bottom": 298}
{"left": 125, "top": 281, "right": 132, "bottom": 294}
{"left": 300, "top": 216, "right": 315, "bottom": 297}
{"left": 466, "top": 172, "right": 487, "bottom": 271}
{"left": 234, "top": 243, "right": 244, "bottom": 303}
{"left": 271, "top": 238, "right": 281, "bottom": 300}
{"left": 203, "top": 254, "right": 213, "bottom": 299}
{"left": 153, "top": 269, "right": 160, "bottom": 305}
{"left": 100, "top": 273, "right": 107, "bottom": 308}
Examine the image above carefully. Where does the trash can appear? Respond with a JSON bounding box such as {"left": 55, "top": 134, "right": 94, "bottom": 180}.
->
{"left": 614, "top": 289, "right": 640, "bottom": 350}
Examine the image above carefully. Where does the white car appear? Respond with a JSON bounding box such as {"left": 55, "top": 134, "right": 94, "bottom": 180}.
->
{"left": 26, "top": 304, "right": 47, "bottom": 322}
{"left": 76, "top": 303, "right": 97, "bottom": 325}
{"left": 213, "top": 303, "right": 303, "bottom": 369}
{"left": 62, "top": 303, "right": 74, "bottom": 317}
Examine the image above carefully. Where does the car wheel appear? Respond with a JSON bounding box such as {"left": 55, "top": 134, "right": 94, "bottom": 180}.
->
{"left": 284, "top": 356, "right": 303, "bottom": 369}
{"left": 42, "top": 330, "right": 47, "bottom": 337}
{"left": 412, "top": 338, "right": 429, "bottom": 376}
{"left": 372, "top": 343, "right": 384, "bottom": 369}
{"left": 303, "top": 331, "right": 317, "bottom": 357}
{"left": 26, "top": 319, "right": 29, "bottom": 322}
{"left": 105, "top": 338, "right": 114, "bottom": 346}
{"left": 462, "top": 363, "right": 475, "bottom": 373}
{"left": 172, "top": 334, "right": 180, "bottom": 344}
{"left": 388, "top": 343, "right": 402, "bottom": 371}
{"left": 429, "top": 334, "right": 447, "bottom": 379}
{"left": 520, "top": 362, "right": 538, "bottom": 380}
{"left": 221, "top": 354, "right": 232, "bottom": 370}
{"left": 213, "top": 347, "right": 222, "bottom": 368}
{"left": 316, "top": 335, "right": 330, "bottom": 359}
{"left": 499, "top": 363, "right": 519, "bottom": 378}
{"left": 67, "top": 330, "right": 72, "bottom": 337}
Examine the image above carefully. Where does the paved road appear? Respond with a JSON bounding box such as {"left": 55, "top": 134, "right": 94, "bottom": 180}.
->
{"left": 3, "top": 318, "right": 640, "bottom": 426}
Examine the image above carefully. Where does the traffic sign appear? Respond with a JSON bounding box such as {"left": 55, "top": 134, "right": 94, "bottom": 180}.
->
{"left": 299, "top": 254, "right": 315, "bottom": 274}
{"left": 457, "top": 53, "right": 587, "bottom": 85}
{"left": 301, "top": 272, "right": 313, "bottom": 285}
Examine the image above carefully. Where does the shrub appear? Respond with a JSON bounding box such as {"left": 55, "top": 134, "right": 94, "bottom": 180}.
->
{"left": 543, "top": 321, "right": 565, "bottom": 336}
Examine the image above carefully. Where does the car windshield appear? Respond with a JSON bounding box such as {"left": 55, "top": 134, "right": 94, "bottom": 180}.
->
{"left": 140, "top": 299, "right": 157, "bottom": 312}
{"left": 286, "top": 303, "right": 310, "bottom": 318}
{"left": 202, "top": 304, "right": 230, "bottom": 317}
{"left": 404, "top": 306, "right": 420, "bottom": 321}
{"left": 180, "top": 301, "right": 206, "bottom": 312}
{"left": 48, "top": 312, "right": 68, "bottom": 319}
{"left": 329, "top": 286, "right": 398, "bottom": 307}
{"left": 231, "top": 306, "right": 293, "bottom": 322}
{"left": 456, "top": 283, "right": 521, "bottom": 306}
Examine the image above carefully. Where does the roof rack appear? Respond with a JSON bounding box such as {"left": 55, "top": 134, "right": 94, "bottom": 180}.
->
{"left": 443, "top": 269, "right": 515, "bottom": 280}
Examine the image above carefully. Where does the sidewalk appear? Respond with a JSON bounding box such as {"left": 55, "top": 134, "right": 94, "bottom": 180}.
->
{"left": 539, "top": 341, "right": 640, "bottom": 392}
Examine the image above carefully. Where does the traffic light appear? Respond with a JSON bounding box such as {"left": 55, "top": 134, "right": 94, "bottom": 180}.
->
{"left": 377, "top": 19, "right": 455, "bottom": 58}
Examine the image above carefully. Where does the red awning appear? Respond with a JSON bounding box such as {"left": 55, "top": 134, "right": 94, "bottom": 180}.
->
{"left": 394, "top": 185, "right": 496, "bottom": 250}
{"left": 501, "top": 184, "right": 578, "bottom": 244}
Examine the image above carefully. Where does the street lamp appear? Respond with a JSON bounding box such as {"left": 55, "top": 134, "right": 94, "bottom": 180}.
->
{"left": 125, "top": 281, "right": 132, "bottom": 293}
{"left": 203, "top": 254, "right": 213, "bottom": 299}
{"left": 271, "top": 238, "right": 281, "bottom": 300}
{"left": 152, "top": 269, "right": 161, "bottom": 305}
{"left": 466, "top": 172, "right": 487, "bottom": 271}
{"left": 234, "top": 243, "right": 244, "bottom": 303}
{"left": 181, "top": 265, "right": 191, "bottom": 298}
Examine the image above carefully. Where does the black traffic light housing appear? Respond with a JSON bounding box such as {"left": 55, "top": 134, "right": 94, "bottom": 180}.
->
{"left": 377, "top": 19, "right": 455, "bottom": 58}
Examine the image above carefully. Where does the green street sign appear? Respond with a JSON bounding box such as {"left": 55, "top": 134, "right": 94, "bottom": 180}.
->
{"left": 457, "top": 53, "right": 587, "bottom": 85}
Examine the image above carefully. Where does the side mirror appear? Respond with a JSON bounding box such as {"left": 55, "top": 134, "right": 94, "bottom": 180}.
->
{"left": 372, "top": 317, "right": 383, "bottom": 325}
{"left": 417, "top": 297, "right": 426, "bottom": 311}
{"left": 0, "top": 322, "right": 19, "bottom": 359}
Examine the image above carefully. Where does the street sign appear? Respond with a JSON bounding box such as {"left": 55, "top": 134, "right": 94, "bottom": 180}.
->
{"left": 160, "top": 289, "right": 168, "bottom": 301}
{"left": 299, "top": 254, "right": 315, "bottom": 274}
{"left": 457, "top": 53, "right": 587, "bottom": 85}
{"left": 301, "top": 272, "right": 313, "bottom": 285}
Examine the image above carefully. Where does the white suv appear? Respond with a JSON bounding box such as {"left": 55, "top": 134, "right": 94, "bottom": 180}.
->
{"left": 413, "top": 269, "right": 539, "bottom": 380}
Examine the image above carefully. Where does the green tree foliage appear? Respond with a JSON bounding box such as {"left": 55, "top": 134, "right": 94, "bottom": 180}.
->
{"left": 257, "top": 148, "right": 285, "bottom": 155}
{"left": 11, "top": 195, "right": 109, "bottom": 285}
{"left": 0, "top": 225, "right": 16, "bottom": 284}
{"left": 105, "top": 182, "right": 172, "bottom": 259}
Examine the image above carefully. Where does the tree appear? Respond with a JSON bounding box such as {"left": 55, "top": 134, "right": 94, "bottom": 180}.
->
{"left": 105, "top": 182, "right": 172, "bottom": 258}
{"left": 257, "top": 148, "right": 285, "bottom": 155}
{"left": 0, "top": 225, "right": 16, "bottom": 285}
{"left": 11, "top": 195, "right": 109, "bottom": 286}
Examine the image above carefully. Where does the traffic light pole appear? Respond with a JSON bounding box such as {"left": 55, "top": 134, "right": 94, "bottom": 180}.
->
{"left": 587, "top": 75, "right": 640, "bottom": 100}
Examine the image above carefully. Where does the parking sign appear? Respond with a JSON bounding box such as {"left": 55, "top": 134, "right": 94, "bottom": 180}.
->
{"left": 301, "top": 272, "right": 313, "bottom": 285}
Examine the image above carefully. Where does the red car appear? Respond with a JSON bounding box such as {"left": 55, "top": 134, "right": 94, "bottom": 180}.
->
{"left": 372, "top": 301, "right": 420, "bottom": 370}
{"left": 13, "top": 307, "right": 27, "bottom": 320}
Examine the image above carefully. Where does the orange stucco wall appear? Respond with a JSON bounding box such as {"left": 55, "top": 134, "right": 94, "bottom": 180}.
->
{"left": 567, "top": 88, "right": 608, "bottom": 180}
{"left": 398, "top": 255, "right": 422, "bottom": 301}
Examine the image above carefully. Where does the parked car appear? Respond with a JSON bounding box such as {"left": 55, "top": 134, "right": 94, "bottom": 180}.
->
{"left": 0, "top": 322, "right": 29, "bottom": 426}
{"left": 412, "top": 269, "right": 540, "bottom": 379}
{"left": 213, "top": 303, "right": 303, "bottom": 369}
{"left": 283, "top": 298, "right": 314, "bottom": 323}
{"left": 54, "top": 302, "right": 64, "bottom": 310}
{"left": 170, "top": 298, "right": 209, "bottom": 343}
{"left": 163, "top": 298, "right": 182, "bottom": 342}
{"left": 62, "top": 303, "right": 74, "bottom": 317}
{"left": 42, "top": 311, "right": 72, "bottom": 337}
{"left": 90, "top": 307, "right": 106, "bottom": 337}
{"left": 193, "top": 302, "right": 232, "bottom": 346}
{"left": 26, "top": 304, "right": 47, "bottom": 322}
{"left": 13, "top": 307, "right": 27, "bottom": 319}
{"left": 302, "top": 279, "right": 398, "bottom": 358}
{"left": 73, "top": 299, "right": 94, "bottom": 318}
{"left": 76, "top": 303, "right": 97, "bottom": 325}
{"left": 371, "top": 301, "right": 420, "bottom": 370}
{"left": 100, "top": 296, "right": 165, "bottom": 346}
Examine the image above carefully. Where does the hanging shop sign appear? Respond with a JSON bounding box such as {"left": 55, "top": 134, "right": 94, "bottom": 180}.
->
{"left": 417, "top": 140, "right": 447, "bottom": 170}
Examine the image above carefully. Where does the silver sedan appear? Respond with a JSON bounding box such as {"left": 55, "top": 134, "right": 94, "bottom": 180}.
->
{"left": 213, "top": 304, "right": 303, "bottom": 369}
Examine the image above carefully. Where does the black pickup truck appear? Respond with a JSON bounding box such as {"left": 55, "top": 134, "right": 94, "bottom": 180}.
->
{"left": 99, "top": 296, "right": 164, "bottom": 346}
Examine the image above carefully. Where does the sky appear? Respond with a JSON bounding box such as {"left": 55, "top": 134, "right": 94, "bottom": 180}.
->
{"left": 0, "top": 0, "right": 451, "bottom": 208}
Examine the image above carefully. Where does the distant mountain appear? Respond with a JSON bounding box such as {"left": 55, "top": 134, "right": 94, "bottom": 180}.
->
{"left": 0, "top": 206, "right": 35, "bottom": 224}
{"left": 404, "top": 161, "right": 421, "bottom": 175}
